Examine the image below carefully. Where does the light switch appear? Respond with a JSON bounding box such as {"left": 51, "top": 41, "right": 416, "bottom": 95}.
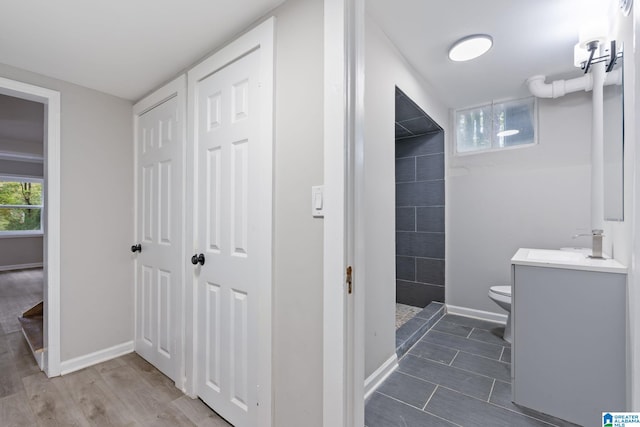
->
{"left": 312, "top": 185, "right": 324, "bottom": 217}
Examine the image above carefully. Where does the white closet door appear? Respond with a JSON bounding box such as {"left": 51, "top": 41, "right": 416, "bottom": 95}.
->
{"left": 193, "top": 46, "right": 268, "bottom": 427}
{"left": 134, "top": 91, "right": 183, "bottom": 381}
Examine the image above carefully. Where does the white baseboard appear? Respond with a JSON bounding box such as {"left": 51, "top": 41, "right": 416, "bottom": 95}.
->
{"left": 446, "top": 304, "right": 508, "bottom": 324}
{"left": 0, "top": 262, "right": 43, "bottom": 272}
{"left": 60, "top": 341, "right": 134, "bottom": 375}
{"left": 364, "top": 354, "right": 398, "bottom": 400}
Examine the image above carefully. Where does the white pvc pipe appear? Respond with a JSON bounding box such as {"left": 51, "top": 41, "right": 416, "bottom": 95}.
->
{"left": 591, "top": 59, "right": 605, "bottom": 232}
{"left": 527, "top": 62, "right": 622, "bottom": 233}
{"left": 526, "top": 68, "right": 621, "bottom": 99}
{"left": 527, "top": 74, "right": 593, "bottom": 98}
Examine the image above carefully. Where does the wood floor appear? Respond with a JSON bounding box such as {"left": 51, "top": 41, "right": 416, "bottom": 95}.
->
{"left": 0, "top": 269, "right": 232, "bottom": 426}
{"left": 0, "top": 269, "right": 42, "bottom": 335}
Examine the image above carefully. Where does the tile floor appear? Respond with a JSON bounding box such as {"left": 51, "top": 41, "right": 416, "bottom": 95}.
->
{"left": 366, "top": 314, "right": 580, "bottom": 427}
{"left": 395, "top": 304, "right": 423, "bottom": 329}
{"left": 395, "top": 303, "right": 444, "bottom": 359}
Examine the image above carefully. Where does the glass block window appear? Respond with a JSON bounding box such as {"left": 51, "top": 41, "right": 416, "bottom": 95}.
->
{"left": 455, "top": 97, "right": 537, "bottom": 154}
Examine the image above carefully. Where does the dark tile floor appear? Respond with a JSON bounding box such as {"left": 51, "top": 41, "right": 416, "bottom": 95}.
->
{"left": 366, "top": 314, "right": 580, "bottom": 427}
{"left": 395, "top": 302, "right": 444, "bottom": 358}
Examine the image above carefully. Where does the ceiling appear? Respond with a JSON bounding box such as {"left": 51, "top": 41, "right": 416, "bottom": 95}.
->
{"left": 0, "top": 0, "right": 285, "bottom": 101}
{"left": 368, "top": 0, "right": 616, "bottom": 109}
{"left": 0, "top": 0, "right": 617, "bottom": 107}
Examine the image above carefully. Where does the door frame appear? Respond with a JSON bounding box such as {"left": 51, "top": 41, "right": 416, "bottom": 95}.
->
{"left": 185, "top": 17, "right": 275, "bottom": 426}
{"left": 322, "top": 0, "right": 350, "bottom": 422}
{"left": 323, "top": 0, "right": 365, "bottom": 425}
{"left": 132, "top": 75, "right": 187, "bottom": 391}
{"left": 0, "top": 77, "right": 61, "bottom": 377}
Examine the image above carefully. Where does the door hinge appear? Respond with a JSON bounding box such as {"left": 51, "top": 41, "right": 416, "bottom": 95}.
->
{"left": 346, "top": 266, "right": 353, "bottom": 294}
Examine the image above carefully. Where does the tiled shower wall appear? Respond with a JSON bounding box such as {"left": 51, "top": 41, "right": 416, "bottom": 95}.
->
{"left": 395, "top": 132, "right": 445, "bottom": 307}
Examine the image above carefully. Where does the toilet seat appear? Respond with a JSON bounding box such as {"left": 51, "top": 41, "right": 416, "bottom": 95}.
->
{"left": 490, "top": 285, "right": 511, "bottom": 297}
{"left": 487, "top": 285, "right": 512, "bottom": 343}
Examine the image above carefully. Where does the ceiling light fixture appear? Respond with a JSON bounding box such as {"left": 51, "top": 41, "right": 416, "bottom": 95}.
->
{"left": 448, "top": 35, "right": 493, "bottom": 62}
{"left": 497, "top": 129, "right": 520, "bottom": 137}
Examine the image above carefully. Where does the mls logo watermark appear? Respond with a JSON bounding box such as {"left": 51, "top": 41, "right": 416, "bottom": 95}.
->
{"left": 603, "top": 412, "right": 640, "bottom": 426}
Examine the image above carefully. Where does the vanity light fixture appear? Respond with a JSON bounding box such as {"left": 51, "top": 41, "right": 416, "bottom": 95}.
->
{"left": 448, "top": 34, "right": 493, "bottom": 62}
{"left": 574, "top": 19, "right": 620, "bottom": 73}
{"left": 620, "top": 0, "right": 632, "bottom": 16}
{"left": 496, "top": 129, "right": 520, "bottom": 137}
{"left": 575, "top": 39, "right": 621, "bottom": 73}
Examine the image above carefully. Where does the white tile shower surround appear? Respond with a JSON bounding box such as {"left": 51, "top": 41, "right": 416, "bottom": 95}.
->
{"left": 367, "top": 314, "right": 581, "bottom": 427}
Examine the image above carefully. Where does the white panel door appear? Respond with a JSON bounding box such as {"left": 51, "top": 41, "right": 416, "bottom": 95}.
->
{"left": 135, "top": 94, "right": 183, "bottom": 381}
{"left": 194, "top": 48, "right": 266, "bottom": 427}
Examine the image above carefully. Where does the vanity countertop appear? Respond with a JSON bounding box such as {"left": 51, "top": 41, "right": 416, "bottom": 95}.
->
{"left": 511, "top": 248, "right": 627, "bottom": 274}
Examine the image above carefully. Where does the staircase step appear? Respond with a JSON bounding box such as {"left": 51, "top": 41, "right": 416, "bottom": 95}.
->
{"left": 18, "top": 315, "right": 43, "bottom": 354}
{"left": 22, "top": 301, "right": 43, "bottom": 318}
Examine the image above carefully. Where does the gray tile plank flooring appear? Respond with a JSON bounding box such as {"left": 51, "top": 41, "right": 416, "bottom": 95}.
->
{"left": 443, "top": 314, "right": 504, "bottom": 331}
{"left": 426, "top": 386, "right": 552, "bottom": 427}
{"left": 450, "top": 351, "right": 511, "bottom": 383}
{"left": 431, "top": 319, "right": 472, "bottom": 337}
{"left": 366, "top": 392, "right": 456, "bottom": 427}
{"left": 399, "top": 354, "right": 494, "bottom": 401}
{"left": 489, "top": 381, "right": 580, "bottom": 427}
{"left": 501, "top": 347, "right": 512, "bottom": 363}
{"left": 469, "top": 328, "right": 511, "bottom": 347}
{"left": 0, "top": 269, "right": 231, "bottom": 427}
{"left": 407, "top": 341, "right": 457, "bottom": 365}
{"left": 376, "top": 371, "right": 436, "bottom": 409}
{"left": 367, "top": 313, "right": 576, "bottom": 427}
{"left": 423, "top": 330, "right": 503, "bottom": 360}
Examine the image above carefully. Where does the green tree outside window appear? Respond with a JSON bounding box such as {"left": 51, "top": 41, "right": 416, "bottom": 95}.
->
{"left": 0, "top": 181, "right": 43, "bottom": 232}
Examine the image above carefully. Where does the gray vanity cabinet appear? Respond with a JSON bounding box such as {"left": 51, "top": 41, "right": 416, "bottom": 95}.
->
{"left": 511, "top": 264, "right": 627, "bottom": 427}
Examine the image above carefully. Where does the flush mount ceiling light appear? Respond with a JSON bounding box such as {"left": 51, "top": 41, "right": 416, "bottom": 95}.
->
{"left": 497, "top": 129, "right": 520, "bottom": 137}
{"left": 448, "top": 34, "right": 493, "bottom": 62}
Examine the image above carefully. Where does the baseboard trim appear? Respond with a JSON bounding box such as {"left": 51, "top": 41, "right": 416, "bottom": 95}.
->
{"left": 364, "top": 353, "right": 398, "bottom": 400}
{"left": 60, "top": 341, "right": 134, "bottom": 375}
{"left": 0, "top": 262, "right": 43, "bottom": 272}
{"left": 445, "top": 304, "right": 507, "bottom": 324}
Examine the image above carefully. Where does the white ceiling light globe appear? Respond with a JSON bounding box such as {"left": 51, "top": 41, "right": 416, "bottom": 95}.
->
{"left": 496, "top": 129, "right": 520, "bottom": 137}
{"left": 448, "top": 35, "right": 493, "bottom": 62}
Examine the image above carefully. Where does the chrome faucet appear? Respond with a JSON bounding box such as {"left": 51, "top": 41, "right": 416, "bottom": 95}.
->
{"left": 572, "top": 229, "right": 605, "bottom": 259}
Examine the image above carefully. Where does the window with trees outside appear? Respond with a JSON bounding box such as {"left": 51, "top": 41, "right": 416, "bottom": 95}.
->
{"left": 0, "top": 178, "right": 43, "bottom": 235}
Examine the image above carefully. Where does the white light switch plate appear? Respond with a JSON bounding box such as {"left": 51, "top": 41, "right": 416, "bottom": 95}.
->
{"left": 311, "top": 185, "right": 324, "bottom": 217}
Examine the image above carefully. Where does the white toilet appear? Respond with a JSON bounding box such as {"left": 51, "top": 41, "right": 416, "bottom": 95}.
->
{"left": 488, "top": 285, "right": 512, "bottom": 343}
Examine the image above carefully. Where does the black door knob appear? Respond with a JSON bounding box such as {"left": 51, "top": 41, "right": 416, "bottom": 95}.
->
{"left": 191, "top": 253, "right": 205, "bottom": 265}
{"left": 131, "top": 244, "right": 141, "bottom": 253}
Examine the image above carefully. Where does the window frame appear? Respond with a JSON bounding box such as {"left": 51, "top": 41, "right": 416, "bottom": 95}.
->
{"left": 0, "top": 175, "right": 44, "bottom": 238}
{"left": 453, "top": 96, "right": 539, "bottom": 156}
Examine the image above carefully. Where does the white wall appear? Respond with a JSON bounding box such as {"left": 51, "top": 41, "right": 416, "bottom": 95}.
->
{"left": 364, "top": 16, "right": 449, "bottom": 378}
{"left": 0, "top": 236, "right": 43, "bottom": 269}
{"left": 270, "top": 0, "right": 324, "bottom": 425}
{"left": 0, "top": 63, "right": 134, "bottom": 361}
{"left": 448, "top": 94, "right": 592, "bottom": 313}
